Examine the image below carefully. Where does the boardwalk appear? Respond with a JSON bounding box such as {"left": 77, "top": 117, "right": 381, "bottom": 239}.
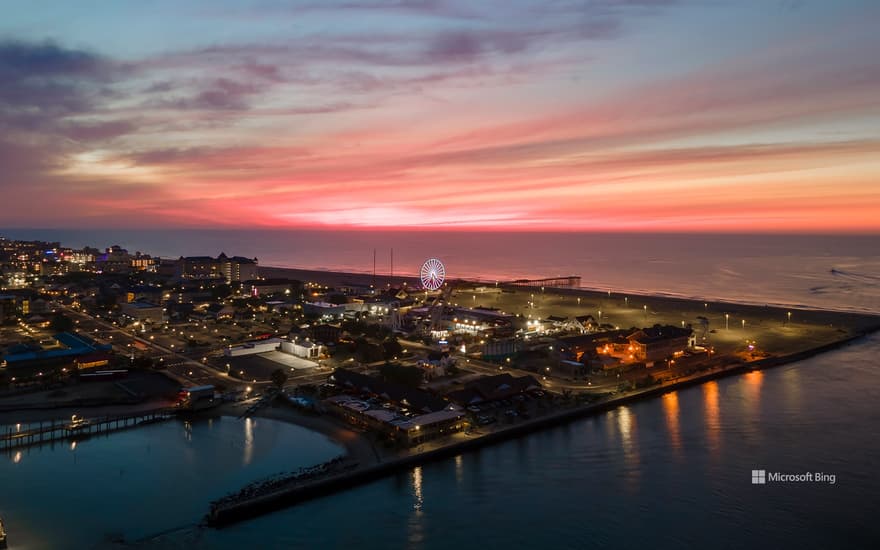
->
{"left": 0, "top": 409, "right": 176, "bottom": 451}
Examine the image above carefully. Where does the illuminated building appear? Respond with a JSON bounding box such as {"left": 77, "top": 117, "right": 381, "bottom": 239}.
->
{"left": 120, "top": 301, "right": 166, "bottom": 323}
{"left": 178, "top": 253, "right": 258, "bottom": 282}
{"left": 626, "top": 325, "right": 693, "bottom": 364}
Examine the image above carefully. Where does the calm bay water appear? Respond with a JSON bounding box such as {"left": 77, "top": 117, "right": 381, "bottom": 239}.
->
{"left": 1, "top": 229, "right": 879, "bottom": 548}
{"left": 0, "top": 418, "right": 344, "bottom": 549}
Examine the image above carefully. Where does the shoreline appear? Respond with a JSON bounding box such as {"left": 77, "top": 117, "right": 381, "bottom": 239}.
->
{"left": 230, "top": 403, "right": 384, "bottom": 468}
{"left": 206, "top": 322, "right": 880, "bottom": 527}
{"left": 260, "top": 265, "right": 880, "bottom": 316}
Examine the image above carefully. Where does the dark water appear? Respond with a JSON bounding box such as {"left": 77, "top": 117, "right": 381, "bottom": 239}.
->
{"left": 0, "top": 417, "right": 343, "bottom": 549}
{"left": 3, "top": 229, "right": 879, "bottom": 313}
{"left": 195, "top": 335, "right": 880, "bottom": 550}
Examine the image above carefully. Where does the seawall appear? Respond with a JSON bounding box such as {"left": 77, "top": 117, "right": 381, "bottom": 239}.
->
{"left": 207, "top": 324, "right": 880, "bottom": 527}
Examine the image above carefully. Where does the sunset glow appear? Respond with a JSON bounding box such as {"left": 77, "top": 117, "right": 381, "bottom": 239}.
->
{"left": 1, "top": 1, "right": 879, "bottom": 231}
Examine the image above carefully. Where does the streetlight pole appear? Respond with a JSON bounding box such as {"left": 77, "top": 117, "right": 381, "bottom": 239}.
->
{"left": 725, "top": 313, "right": 729, "bottom": 330}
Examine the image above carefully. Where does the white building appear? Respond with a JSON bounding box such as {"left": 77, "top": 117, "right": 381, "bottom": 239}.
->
{"left": 120, "top": 301, "right": 166, "bottom": 323}
{"left": 280, "top": 339, "right": 324, "bottom": 359}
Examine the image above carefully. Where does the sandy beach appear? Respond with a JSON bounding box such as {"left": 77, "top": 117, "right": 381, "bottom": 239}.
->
{"left": 262, "top": 264, "right": 880, "bottom": 358}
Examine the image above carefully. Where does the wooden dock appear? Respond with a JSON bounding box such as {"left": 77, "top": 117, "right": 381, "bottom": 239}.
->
{"left": 0, "top": 409, "right": 176, "bottom": 451}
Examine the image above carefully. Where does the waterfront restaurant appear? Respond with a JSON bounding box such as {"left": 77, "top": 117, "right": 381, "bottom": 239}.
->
{"left": 326, "top": 368, "right": 466, "bottom": 446}
{"left": 325, "top": 395, "right": 465, "bottom": 447}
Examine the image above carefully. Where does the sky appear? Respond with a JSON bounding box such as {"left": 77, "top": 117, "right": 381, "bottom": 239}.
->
{"left": 1, "top": 0, "right": 879, "bottom": 232}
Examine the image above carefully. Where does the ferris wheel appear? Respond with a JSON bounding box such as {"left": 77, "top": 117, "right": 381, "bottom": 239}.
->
{"left": 420, "top": 258, "right": 446, "bottom": 291}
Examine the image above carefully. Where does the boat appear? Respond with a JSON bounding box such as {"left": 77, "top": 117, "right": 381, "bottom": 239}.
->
{"left": 0, "top": 516, "right": 8, "bottom": 548}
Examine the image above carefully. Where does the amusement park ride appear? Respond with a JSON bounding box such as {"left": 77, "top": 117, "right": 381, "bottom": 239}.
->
{"left": 420, "top": 258, "right": 446, "bottom": 291}
{"left": 420, "top": 258, "right": 451, "bottom": 332}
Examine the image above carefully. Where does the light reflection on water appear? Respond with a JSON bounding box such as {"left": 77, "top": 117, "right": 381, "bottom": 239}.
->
{"left": 703, "top": 381, "right": 721, "bottom": 458}
{"left": 412, "top": 466, "right": 424, "bottom": 512}
{"left": 615, "top": 406, "right": 640, "bottom": 492}
{"left": 782, "top": 366, "right": 803, "bottom": 413}
{"left": 409, "top": 466, "right": 426, "bottom": 549}
{"left": 243, "top": 417, "right": 254, "bottom": 466}
{"left": 742, "top": 370, "right": 763, "bottom": 421}
{"left": 662, "top": 392, "right": 682, "bottom": 457}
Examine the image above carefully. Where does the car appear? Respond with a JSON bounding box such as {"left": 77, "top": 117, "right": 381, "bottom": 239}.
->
{"left": 467, "top": 405, "right": 481, "bottom": 413}
{"left": 504, "top": 409, "right": 518, "bottom": 417}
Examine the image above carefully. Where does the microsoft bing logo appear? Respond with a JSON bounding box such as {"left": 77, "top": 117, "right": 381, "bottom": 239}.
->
{"left": 751, "top": 470, "right": 767, "bottom": 484}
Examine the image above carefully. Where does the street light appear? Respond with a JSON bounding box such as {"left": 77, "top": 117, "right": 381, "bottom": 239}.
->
{"left": 725, "top": 313, "right": 730, "bottom": 330}
{"left": 787, "top": 311, "right": 792, "bottom": 325}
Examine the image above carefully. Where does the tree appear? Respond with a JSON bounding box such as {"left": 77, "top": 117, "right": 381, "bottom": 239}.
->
{"left": 382, "top": 337, "right": 403, "bottom": 360}
{"left": 211, "top": 283, "right": 232, "bottom": 301}
{"left": 49, "top": 312, "right": 74, "bottom": 333}
{"left": 379, "top": 364, "right": 424, "bottom": 387}
{"left": 354, "top": 337, "right": 383, "bottom": 363}
{"left": 270, "top": 368, "right": 289, "bottom": 390}
{"left": 341, "top": 320, "right": 367, "bottom": 336}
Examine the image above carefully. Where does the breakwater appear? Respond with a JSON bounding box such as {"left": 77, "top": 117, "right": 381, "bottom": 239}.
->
{"left": 207, "top": 324, "right": 880, "bottom": 527}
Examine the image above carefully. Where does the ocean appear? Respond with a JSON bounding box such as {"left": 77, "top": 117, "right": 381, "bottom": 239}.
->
{"left": 3, "top": 229, "right": 879, "bottom": 313}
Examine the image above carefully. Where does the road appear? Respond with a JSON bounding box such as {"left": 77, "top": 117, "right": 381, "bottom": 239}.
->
{"left": 59, "top": 305, "right": 242, "bottom": 389}
{"left": 56, "top": 308, "right": 627, "bottom": 396}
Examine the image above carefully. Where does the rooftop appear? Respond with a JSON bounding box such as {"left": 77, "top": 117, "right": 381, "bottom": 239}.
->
{"left": 331, "top": 368, "right": 449, "bottom": 413}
